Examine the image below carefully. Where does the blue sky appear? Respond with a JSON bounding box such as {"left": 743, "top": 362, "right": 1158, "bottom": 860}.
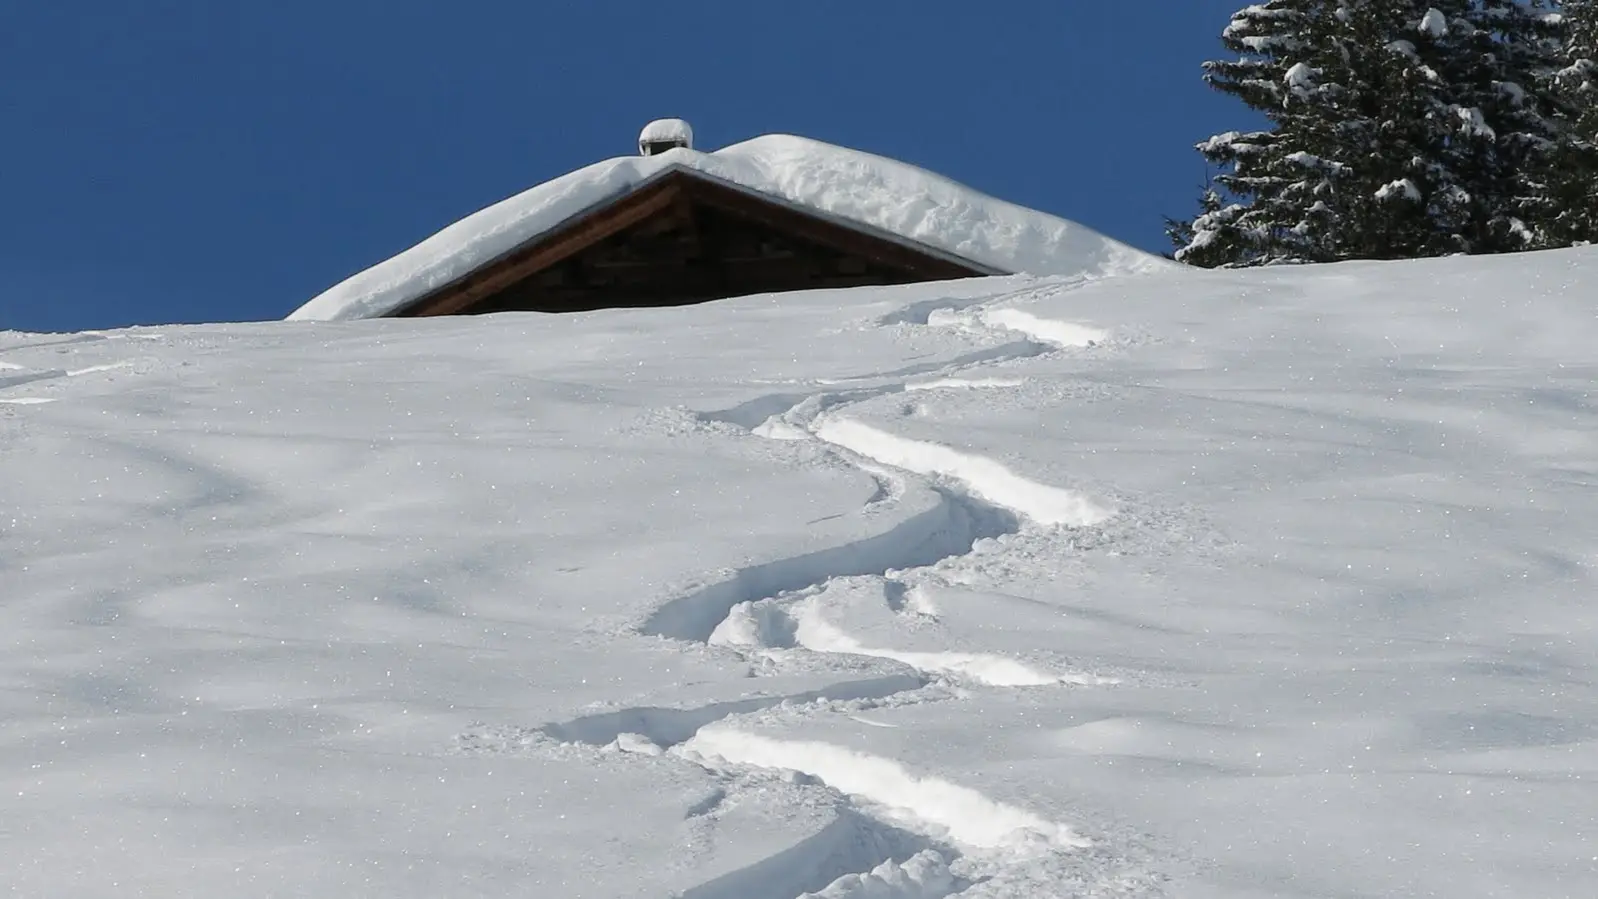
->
{"left": 0, "top": 2, "right": 1252, "bottom": 333}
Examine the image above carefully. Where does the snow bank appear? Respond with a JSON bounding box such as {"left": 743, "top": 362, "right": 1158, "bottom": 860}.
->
{"left": 286, "top": 134, "right": 1165, "bottom": 321}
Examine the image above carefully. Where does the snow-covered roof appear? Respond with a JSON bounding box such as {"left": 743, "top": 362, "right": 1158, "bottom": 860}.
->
{"left": 287, "top": 134, "right": 1166, "bottom": 322}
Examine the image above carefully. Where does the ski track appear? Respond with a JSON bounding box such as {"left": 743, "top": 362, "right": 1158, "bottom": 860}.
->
{"left": 530, "top": 292, "right": 1123, "bottom": 897}
{"left": 639, "top": 487, "right": 1014, "bottom": 643}
{"left": 710, "top": 598, "right": 1114, "bottom": 689}
{"left": 811, "top": 418, "right": 1111, "bottom": 528}
{"left": 904, "top": 376, "right": 1024, "bottom": 392}
{"left": 0, "top": 370, "right": 68, "bottom": 390}
{"left": 814, "top": 340, "right": 1055, "bottom": 385}
{"left": 977, "top": 308, "right": 1106, "bottom": 349}
{"left": 0, "top": 333, "right": 109, "bottom": 354}
{"left": 539, "top": 674, "right": 928, "bottom": 750}
{"left": 679, "top": 728, "right": 1090, "bottom": 852}
{"left": 0, "top": 353, "right": 142, "bottom": 405}
{"left": 66, "top": 360, "right": 135, "bottom": 376}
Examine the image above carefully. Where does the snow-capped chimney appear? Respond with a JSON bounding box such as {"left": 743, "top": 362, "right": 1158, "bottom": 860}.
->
{"left": 639, "top": 118, "right": 694, "bottom": 156}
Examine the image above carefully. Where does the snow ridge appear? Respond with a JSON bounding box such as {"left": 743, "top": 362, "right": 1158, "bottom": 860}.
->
{"left": 637, "top": 482, "right": 1012, "bottom": 643}
{"left": 812, "top": 418, "right": 1110, "bottom": 527}
{"left": 681, "top": 727, "right": 1089, "bottom": 851}
{"left": 711, "top": 600, "right": 1105, "bottom": 688}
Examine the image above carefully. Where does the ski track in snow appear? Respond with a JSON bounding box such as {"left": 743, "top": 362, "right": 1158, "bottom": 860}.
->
{"left": 904, "top": 376, "right": 1025, "bottom": 392}
{"left": 810, "top": 419, "right": 1111, "bottom": 528}
{"left": 977, "top": 308, "right": 1106, "bottom": 349}
{"left": 680, "top": 728, "right": 1090, "bottom": 851}
{"left": 710, "top": 598, "right": 1115, "bottom": 689}
{"left": 0, "top": 347, "right": 145, "bottom": 405}
{"left": 507, "top": 291, "right": 1124, "bottom": 897}
{"left": 539, "top": 675, "right": 928, "bottom": 749}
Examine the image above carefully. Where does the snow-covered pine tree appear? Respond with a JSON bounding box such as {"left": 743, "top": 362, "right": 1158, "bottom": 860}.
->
{"left": 1171, "top": 1, "right": 1339, "bottom": 267}
{"left": 1174, "top": 1, "right": 1568, "bottom": 266}
{"left": 1442, "top": 0, "right": 1566, "bottom": 252}
{"left": 1327, "top": 1, "right": 1479, "bottom": 259}
{"left": 1539, "top": 0, "right": 1598, "bottom": 243}
{"left": 1174, "top": 1, "right": 1460, "bottom": 265}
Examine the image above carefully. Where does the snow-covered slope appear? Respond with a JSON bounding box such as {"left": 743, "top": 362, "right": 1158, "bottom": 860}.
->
{"left": 6, "top": 249, "right": 1598, "bottom": 898}
{"left": 287, "top": 134, "right": 1166, "bottom": 322}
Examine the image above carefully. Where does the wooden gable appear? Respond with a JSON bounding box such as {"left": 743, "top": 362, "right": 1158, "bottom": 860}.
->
{"left": 391, "top": 169, "right": 997, "bottom": 317}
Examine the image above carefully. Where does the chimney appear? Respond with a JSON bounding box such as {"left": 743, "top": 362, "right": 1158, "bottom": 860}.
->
{"left": 639, "top": 118, "right": 694, "bottom": 156}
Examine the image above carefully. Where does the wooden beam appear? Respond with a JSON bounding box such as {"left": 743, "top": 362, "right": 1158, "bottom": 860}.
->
{"left": 676, "top": 177, "right": 982, "bottom": 280}
{"left": 392, "top": 169, "right": 990, "bottom": 318}
{"left": 396, "top": 180, "right": 683, "bottom": 317}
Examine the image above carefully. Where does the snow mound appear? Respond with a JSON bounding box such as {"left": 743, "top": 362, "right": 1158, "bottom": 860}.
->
{"left": 639, "top": 117, "right": 694, "bottom": 149}
{"left": 798, "top": 850, "right": 955, "bottom": 898}
{"left": 287, "top": 134, "right": 1166, "bottom": 321}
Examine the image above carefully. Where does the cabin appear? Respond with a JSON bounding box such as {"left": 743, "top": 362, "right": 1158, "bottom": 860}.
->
{"left": 288, "top": 121, "right": 1158, "bottom": 322}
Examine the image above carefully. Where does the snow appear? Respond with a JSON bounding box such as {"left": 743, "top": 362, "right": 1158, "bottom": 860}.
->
{"left": 1282, "top": 150, "right": 1347, "bottom": 173}
{"left": 682, "top": 727, "right": 1088, "bottom": 851}
{"left": 809, "top": 418, "right": 1110, "bottom": 527}
{"left": 287, "top": 135, "right": 1167, "bottom": 321}
{"left": 1283, "top": 62, "right": 1317, "bottom": 99}
{"left": 1456, "top": 106, "right": 1498, "bottom": 140}
{"left": 639, "top": 117, "right": 694, "bottom": 149}
{"left": 1376, "top": 177, "right": 1423, "bottom": 202}
{"left": 1496, "top": 79, "right": 1528, "bottom": 107}
{"left": 1387, "top": 38, "right": 1419, "bottom": 58}
{"left": 798, "top": 851, "right": 954, "bottom": 899}
{"left": 6, "top": 245, "right": 1598, "bottom": 897}
{"left": 1420, "top": 8, "right": 1450, "bottom": 37}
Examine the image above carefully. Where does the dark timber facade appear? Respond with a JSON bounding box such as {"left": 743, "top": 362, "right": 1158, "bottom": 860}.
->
{"left": 391, "top": 168, "right": 998, "bottom": 317}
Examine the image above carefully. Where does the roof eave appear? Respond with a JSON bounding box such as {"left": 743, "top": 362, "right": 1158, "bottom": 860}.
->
{"left": 387, "top": 163, "right": 1007, "bottom": 317}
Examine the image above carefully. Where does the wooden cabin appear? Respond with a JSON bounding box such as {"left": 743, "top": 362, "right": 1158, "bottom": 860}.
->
{"left": 290, "top": 119, "right": 1154, "bottom": 323}
{"left": 393, "top": 165, "right": 994, "bottom": 317}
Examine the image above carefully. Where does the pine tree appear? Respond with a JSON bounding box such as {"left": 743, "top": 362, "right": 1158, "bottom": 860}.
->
{"left": 1540, "top": 0, "right": 1598, "bottom": 243}
{"left": 1173, "top": 1, "right": 1568, "bottom": 267}
{"left": 1326, "top": 1, "right": 1480, "bottom": 259}
{"left": 1165, "top": 184, "right": 1257, "bottom": 267}
{"left": 1171, "top": 1, "right": 1340, "bottom": 267}
{"left": 1445, "top": 0, "right": 1565, "bottom": 251}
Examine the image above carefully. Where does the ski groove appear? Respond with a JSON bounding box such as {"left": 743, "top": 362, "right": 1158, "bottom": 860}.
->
{"left": 711, "top": 596, "right": 1111, "bottom": 688}
{"left": 638, "top": 488, "right": 1013, "bottom": 643}
{"left": 680, "top": 728, "right": 1089, "bottom": 852}
{"left": 812, "top": 418, "right": 1111, "bottom": 528}
{"left": 540, "top": 674, "right": 928, "bottom": 749}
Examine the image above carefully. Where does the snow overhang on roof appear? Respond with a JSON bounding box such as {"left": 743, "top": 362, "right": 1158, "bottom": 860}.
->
{"left": 287, "top": 134, "right": 1166, "bottom": 322}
